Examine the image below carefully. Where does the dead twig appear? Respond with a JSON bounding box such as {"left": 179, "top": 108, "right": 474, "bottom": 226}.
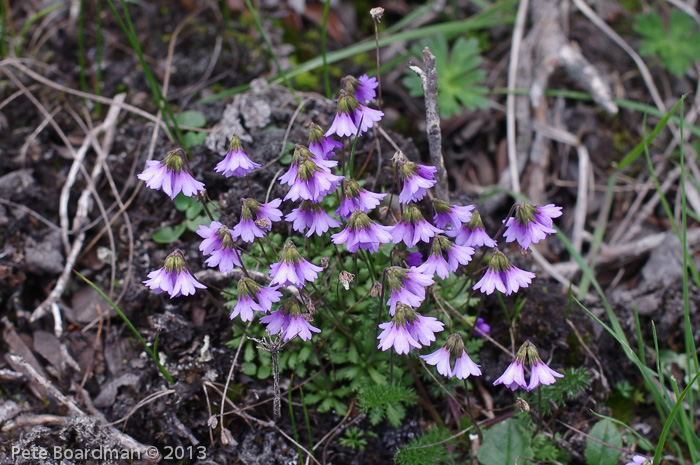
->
{"left": 407, "top": 47, "right": 448, "bottom": 201}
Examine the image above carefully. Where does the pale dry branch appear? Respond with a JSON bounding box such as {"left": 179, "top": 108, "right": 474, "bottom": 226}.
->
{"left": 407, "top": 47, "right": 449, "bottom": 201}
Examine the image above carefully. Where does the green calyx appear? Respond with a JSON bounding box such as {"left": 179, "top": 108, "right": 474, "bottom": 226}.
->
{"left": 297, "top": 157, "right": 321, "bottom": 182}
{"left": 343, "top": 179, "right": 361, "bottom": 200}
{"left": 515, "top": 340, "right": 533, "bottom": 364}
{"left": 524, "top": 339, "right": 543, "bottom": 365}
{"left": 164, "top": 250, "right": 185, "bottom": 273}
{"left": 386, "top": 266, "right": 408, "bottom": 292}
{"left": 281, "top": 298, "right": 302, "bottom": 317}
{"left": 163, "top": 150, "right": 185, "bottom": 174}
{"left": 430, "top": 235, "right": 452, "bottom": 257}
{"left": 238, "top": 277, "right": 260, "bottom": 298}
{"left": 399, "top": 161, "right": 418, "bottom": 181}
{"left": 217, "top": 226, "right": 235, "bottom": 250}
{"left": 229, "top": 134, "right": 242, "bottom": 153}
{"left": 341, "top": 75, "right": 359, "bottom": 95}
{"left": 393, "top": 302, "right": 418, "bottom": 326}
{"left": 281, "top": 241, "right": 302, "bottom": 265}
{"left": 433, "top": 199, "right": 451, "bottom": 215}
{"left": 445, "top": 333, "right": 466, "bottom": 357}
{"left": 466, "top": 209, "right": 486, "bottom": 232}
{"left": 401, "top": 204, "right": 425, "bottom": 226}
{"left": 488, "top": 249, "right": 511, "bottom": 272}
{"left": 337, "top": 90, "right": 360, "bottom": 115}
{"left": 308, "top": 123, "right": 324, "bottom": 145}
{"left": 348, "top": 209, "right": 371, "bottom": 232}
{"left": 514, "top": 203, "right": 536, "bottom": 226}
{"left": 242, "top": 198, "right": 261, "bottom": 218}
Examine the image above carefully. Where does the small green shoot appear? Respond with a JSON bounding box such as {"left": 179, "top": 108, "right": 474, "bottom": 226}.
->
{"left": 634, "top": 9, "right": 700, "bottom": 77}
{"left": 402, "top": 35, "right": 489, "bottom": 118}
{"left": 357, "top": 383, "right": 417, "bottom": 427}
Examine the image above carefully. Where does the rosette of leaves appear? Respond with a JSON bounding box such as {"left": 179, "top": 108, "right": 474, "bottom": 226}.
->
{"left": 403, "top": 35, "right": 489, "bottom": 118}
{"left": 634, "top": 9, "right": 700, "bottom": 77}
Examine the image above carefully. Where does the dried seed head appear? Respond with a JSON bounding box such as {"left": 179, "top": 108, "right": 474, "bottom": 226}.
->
{"left": 207, "top": 416, "right": 218, "bottom": 429}
{"left": 320, "top": 256, "right": 330, "bottom": 268}
{"left": 370, "top": 280, "right": 382, "bottom": 298}
{"left": 370, "top": 7, "right": 384, "bottom": 22}
{"left": 255, "top": 218, "right": 271, "bottom": 231}
{"left": 515, "top": 397, "right": 530, "bottom": 412}
{"left": 339, "top": 270, "right": 355, "bottom": 291}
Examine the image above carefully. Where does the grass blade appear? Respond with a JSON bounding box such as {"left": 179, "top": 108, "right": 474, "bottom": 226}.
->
{"left": 199, "top": 0, "right": 515, "bottom": 103}
{"left": 73, "top": 270, "right": 174, "bottom": 384}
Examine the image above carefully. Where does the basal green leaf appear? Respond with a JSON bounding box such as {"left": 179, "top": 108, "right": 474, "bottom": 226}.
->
{"left": 175, "top": 110, "right": 207, "bottom": 128}
{"left": 584, "top": 419, "right": 622, "bottom": 465}
{"left": 477, "top": 418, "right": 534, "bottom": 465}
{"left": 151, "top": 223, "right": 187, "bottom": 244}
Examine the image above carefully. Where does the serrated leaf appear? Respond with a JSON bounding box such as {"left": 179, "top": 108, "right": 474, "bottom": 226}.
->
{"left": 477, "top": 418, "right": 534, "bottom": 465}
{"left": 634, "top": 10, "right": 700, "bottom": 76}
{"left": 151, "top": 223, "right": 187, "bottom": 244}
{"left": 386, "top": 402, "right": 406, "bottom": 427}
{"left": 175, "top": 110, "right": 207, "bottom": 128}
{"left": 584, "top": 420, "right": 622, "bottom": 465}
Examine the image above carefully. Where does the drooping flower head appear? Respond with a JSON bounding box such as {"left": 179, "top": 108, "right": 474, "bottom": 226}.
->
{"left": 143, "top": 250, "right": 206, "bottom": 298}
{"left": 503, "top": 203, "right": 562, "bottom": 250}
{"left": 331, "top": 209, "right": 392, "bottom": 253}
{"left": 473, "top": 249, "right": 536, "bottom": 296}
{"left": 393, "top": 151, "right": 437, "bottom": 204}
{"left": 525, "top": 341, "right": 564, "bottom": 391}
{"left": 377, "top": 304, "right": 443, "bottom": 355}
{"left": 433, "top": 199, "right": 474, "bottom": 231}
{"left": 326, "top": 90, "right": 361, "bottom": 138}
{"left": 197, "top": 220, "right": 242, "bottom": 273}
{"left": 336, "top": 179, "right": 387, "bottom": 220}
{"left": 390, "top": 204, "right": 443, "bottom": 248}
{"left": 214, "top": 134, "right": 260, "bottom": 178}
{"left": 137, "top": 148, "right": 205, "bottom": 200}
{"left": 493, "top": 340, "right": 563, "bottom": 391}
{"left": 233, "top": 198, "right": 283, "bottom": 243}
{"left": 279, "top": 146, "right": 344, "bottom": 202}
{"left": 230, "top": 278, "right": 282, "bottom": 322}
{"left": 385, "top": 266, "right": 434, "bottom": 315}
{"left": 269, "top": 241, "right": 324, "bottom": 288}
{"left": 308, "top": 123, "right": 343, "bottom": 160}
{"left": 326, "top": 90, "right": 383, "bottom": 138}
{"left": 493, "top": 343, "right": 528, "bottom": 391}
{"left": 286, "top": 200, "right": 342, "bottom": 237}
{"left": 259, "top": 298, "right": 321, "bottom": 342}
{"left": 342, "top": 73, "right": 378, "bottom": 104}
{"left": 449, "top": 208, "right": 497, "bottom": 248}
{"left": 416, "top": 234, "right": 474, "bottom": 280}
{"left": 422, "top": 333, "right": 482, "bottom": 379}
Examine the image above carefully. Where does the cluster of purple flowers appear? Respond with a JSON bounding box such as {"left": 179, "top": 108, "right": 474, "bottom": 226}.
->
{"left": 136, "top": 72, "right": 565, "bottom": 395}
{"left": 493, "top": 340, "right": 563, "bottom": 391}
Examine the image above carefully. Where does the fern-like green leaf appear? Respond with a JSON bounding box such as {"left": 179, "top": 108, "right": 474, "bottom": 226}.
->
{"left": 634, "top": 10, "right": 700, "bottom": 76}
